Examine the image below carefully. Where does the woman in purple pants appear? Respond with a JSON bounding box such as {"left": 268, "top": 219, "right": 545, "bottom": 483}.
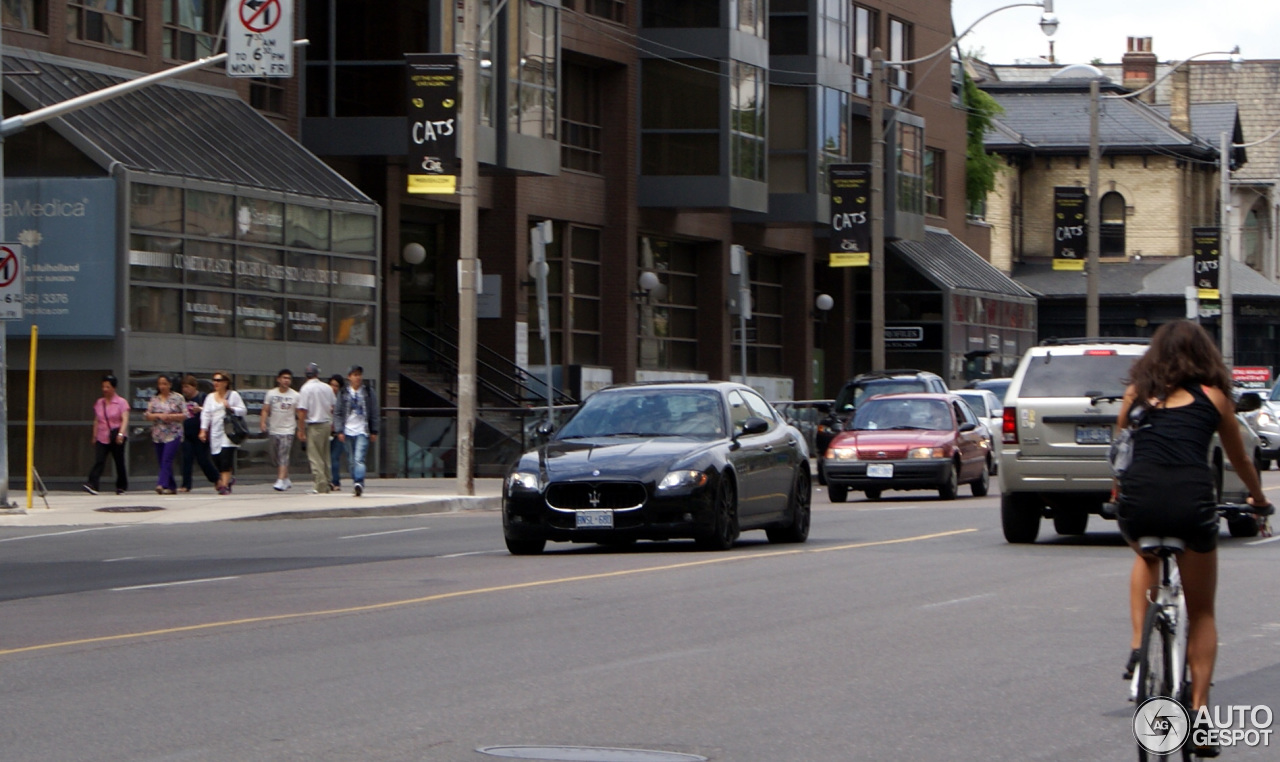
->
{"left": 145, "top": 374, "right": 186, "bottom": 494}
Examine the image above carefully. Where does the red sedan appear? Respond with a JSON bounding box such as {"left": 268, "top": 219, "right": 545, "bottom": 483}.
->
{"left": 823, "top": 393, "right": 992, "bottom": 502}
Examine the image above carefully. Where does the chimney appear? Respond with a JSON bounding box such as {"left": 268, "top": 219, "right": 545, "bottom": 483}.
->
{"left": 1169, "top": 66, "right": 1191, "bottom": 135}
{"left": 1122, "top": 36, "right": 1157, "bottom": 103}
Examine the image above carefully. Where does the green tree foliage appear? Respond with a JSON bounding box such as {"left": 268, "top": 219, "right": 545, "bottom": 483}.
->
{"left": 964, "top": 72, "right": 1004, "bottom": 213}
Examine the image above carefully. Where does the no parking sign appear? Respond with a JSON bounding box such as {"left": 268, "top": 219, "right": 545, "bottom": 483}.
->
{"left": 227, "top": 0, "right": 294, "bottom": 77}
{"left": 0, "top": 244, "right": 24, "bottom": 320}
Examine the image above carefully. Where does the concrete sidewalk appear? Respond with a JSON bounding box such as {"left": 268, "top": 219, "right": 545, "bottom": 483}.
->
{"left": 0, "top": 478, "right": 504, "bottom": 527}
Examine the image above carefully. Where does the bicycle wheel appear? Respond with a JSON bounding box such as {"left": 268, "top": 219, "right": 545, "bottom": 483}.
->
{"left": 1135, "top": 603, "right": 1175, "bottom": 761}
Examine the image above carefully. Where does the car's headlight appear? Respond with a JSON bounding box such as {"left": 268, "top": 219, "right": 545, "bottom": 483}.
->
{"left": 507, "top": 471, "right": 541, "bottom": 493}
{"left": 826, "top": 446, "right": 858, "bottom": 461}
{"left": 1258, "top": 411, "right": 1274, "bottom": 427}
{"left": 907, "top": 447, "right": 947, "bottom": 459}
{"left": 658, "top": 470, "right": 709, "bottom": 491}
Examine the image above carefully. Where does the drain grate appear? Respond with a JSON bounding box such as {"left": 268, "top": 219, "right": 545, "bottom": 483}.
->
{"left": 476, "top": 747, "right": 706, "bottom": 762}
{"left": 96, "top": 505, "right": 166, "bottom": 513}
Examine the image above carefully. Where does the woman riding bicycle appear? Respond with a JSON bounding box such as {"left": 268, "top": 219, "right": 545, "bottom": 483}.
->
{"left": 1115, "top": 320, "right": 1271, "bottom": 756}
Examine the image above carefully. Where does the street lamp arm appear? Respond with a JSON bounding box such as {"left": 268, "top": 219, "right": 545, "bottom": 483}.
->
{"left": 1103, "top": 47, "right": 1239, "bottom": 101}
{"left": 891, "top": 1, "right": 1055, "bottom": 66}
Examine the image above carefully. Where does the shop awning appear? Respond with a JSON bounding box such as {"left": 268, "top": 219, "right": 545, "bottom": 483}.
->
{"left": 890, "top": 227, "right": 1036, "bottom": 301}
{"left": 1013, "top": 257, "right": 1280, "bottom": 299}
{"left": 2, "top": 49, "right": 371, "bottom": 205}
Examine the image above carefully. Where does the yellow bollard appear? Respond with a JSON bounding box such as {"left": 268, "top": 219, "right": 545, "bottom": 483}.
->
{"left": 26, "top": 325, "right": 37, "bottom": 510}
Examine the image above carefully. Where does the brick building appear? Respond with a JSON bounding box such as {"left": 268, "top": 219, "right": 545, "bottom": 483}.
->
{"left": 972, "top": 48, "right": 1280, "bottom": 369}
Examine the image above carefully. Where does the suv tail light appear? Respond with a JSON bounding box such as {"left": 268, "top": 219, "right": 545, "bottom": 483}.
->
{"left": 1084, "top": 349, "right": 1117, "bottom": 356}
{"left": 1003, "top": 406, "right": 1018, "bottom": 445}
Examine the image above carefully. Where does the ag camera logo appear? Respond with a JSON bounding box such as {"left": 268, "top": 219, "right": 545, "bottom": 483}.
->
{"left": 1133, "top": 697, "right": 1190, "bottom": 755}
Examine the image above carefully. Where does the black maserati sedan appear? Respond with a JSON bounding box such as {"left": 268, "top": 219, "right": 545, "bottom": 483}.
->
{"left": 502, "top": 382, "right": 812, "bottom": 554}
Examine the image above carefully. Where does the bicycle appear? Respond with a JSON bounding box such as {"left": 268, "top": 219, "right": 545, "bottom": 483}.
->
{"left": 1128, "top": 503, "right": 1273, "bottom": 761}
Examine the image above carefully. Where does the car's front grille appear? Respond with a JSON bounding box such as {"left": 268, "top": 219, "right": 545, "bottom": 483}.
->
{"left": 546, "top": 481, "right": 647, "bottom": 510}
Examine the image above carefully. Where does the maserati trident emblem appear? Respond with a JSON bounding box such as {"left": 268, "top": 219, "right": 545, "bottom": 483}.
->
{"left": 588, "top": 490, "right": 601, "bottom": 507}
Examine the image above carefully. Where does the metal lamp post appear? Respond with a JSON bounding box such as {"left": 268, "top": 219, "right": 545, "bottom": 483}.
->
{"left": 1084, "top": 47, "right": 1239, "bottom": 339}
{"left": 868, "top": 1, "right": 1057, "bottom": 369}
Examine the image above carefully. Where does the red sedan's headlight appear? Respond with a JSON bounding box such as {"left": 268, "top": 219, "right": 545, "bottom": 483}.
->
{"left": 906, "top": 446, "right": 947, "bottom": 459}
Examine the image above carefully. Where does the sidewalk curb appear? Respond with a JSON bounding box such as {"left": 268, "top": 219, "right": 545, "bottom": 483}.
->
{"left": 232, "top": 496, "right": 502, "bottom": 521}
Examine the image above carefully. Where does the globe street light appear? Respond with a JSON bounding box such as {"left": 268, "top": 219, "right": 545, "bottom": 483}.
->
{"left": 1084, "top": 47, "right": 1239, "bottom": 339}
{"left": 869, "top": 1, "right": 1057, "bottom": 369}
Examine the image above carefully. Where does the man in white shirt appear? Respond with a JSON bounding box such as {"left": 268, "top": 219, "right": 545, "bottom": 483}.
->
{"left": 260, "top": 368, "right": 301, "bottom": 491}
{"left": 295, "top": 363, "right": 336, "bottom": 494}
{"left": 334, "top": 365, "right": 379, "bottom": 497}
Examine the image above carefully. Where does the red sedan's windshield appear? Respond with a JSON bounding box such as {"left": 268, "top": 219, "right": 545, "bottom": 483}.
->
{"left": 852, "top": 398, "right": 952, "bottom": 431}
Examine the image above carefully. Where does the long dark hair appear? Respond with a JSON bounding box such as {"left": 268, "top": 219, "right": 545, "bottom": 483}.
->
{"left": 1127, "top": 320, "right": 1232, "bottom": 403}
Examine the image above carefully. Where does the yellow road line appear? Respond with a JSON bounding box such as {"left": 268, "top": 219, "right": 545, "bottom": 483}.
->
{"left": 0, "top": 528, "right": 977, "bottom": 657}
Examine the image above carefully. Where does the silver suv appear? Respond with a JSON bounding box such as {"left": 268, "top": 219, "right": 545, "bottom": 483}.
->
{"left": 1000, "top": 338, "right": 1264, "bottom": 543}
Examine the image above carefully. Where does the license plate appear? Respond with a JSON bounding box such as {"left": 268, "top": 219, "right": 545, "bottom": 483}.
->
{"left": 575, "top": 509, "right": 614, "bottom": 528}
{"left": 866, "top": 463, "right": 894, "bottom": 478}
{"left": 1075, "top": 424, "right": 1112, "bottom": 445}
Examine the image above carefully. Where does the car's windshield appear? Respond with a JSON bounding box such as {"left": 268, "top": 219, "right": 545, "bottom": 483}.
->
{"left": 833, "top": 378, "right": 930, "bottom": 411}
{"left": 852, "top": 398, "right": 952, "bottom": 431}
{"left": 1270, "top": 380, "right": 1280, "bottom": 401}
{"left": 556, "top": 389, "right": 727, "bottom": 440}
{"left": 1018, "top": 353, "right": 1141, "bottom": 398}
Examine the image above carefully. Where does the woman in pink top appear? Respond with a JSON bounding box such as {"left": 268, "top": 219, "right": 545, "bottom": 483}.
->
{"left": 84, "top": 374, "right": 130, "bottom": 495}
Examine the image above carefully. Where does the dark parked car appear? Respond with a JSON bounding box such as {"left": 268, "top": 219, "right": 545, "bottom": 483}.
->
{"left": 965, "top": 377, "right": 1013, "bottom": 403}
{"left": 816, "top": 369, "right": 948, "bottom": 483}
{"left": 823, "top": 393, "right": 991, "bottom": 502}
{"left": 502, "top": 382, "right": 812, "bottom": 554}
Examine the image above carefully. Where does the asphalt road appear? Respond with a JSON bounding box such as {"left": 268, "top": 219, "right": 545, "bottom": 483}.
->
{"left": 2, "top": 481, "right": 1279, "bottom": 761}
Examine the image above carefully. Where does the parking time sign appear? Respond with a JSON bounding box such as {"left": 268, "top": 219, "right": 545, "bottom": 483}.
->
{"left": 227, "top": 0, "right": 294, "bottom": 78}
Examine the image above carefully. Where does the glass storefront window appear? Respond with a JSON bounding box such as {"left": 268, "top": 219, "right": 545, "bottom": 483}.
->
{"left": 237, "top": 246, "right": 285, "bottom": 293}
{"left": 332, "top": 211, "right": 377, "bottom": 255}
{"left": 286, "top": 299, "right": 330, "bottom": 343}
{"left": 185, "top": 289, "right": 235, "bottom": 337}
{"left": 131, "top": 184, "right": 183, "bottom": 232}
{"left": 129, "top": 235, "right": 183, "bottom": 284}
{"left": 186, "top": 190, "right": 234, "bottom": 238}
{"left": 182, "top": 240, "right": 235, "bottom": 288}
{"left": 236, "top": 295, "right": 285, "bottom": 341}
{"left": 286, "top": 204, "right": 331, "bottom": 250}
{"left": 333, "top": 303, "right": 374, "bottom": 345}
{"left": 286, "top": 252, "right": 332, "bottom": 297}
{"left": 332, "top": 257, "right": 377, "bottom": 301}
{"left": 236, "top": 197, "right": 284, "bottom": 243}
{"left": 130, "top": 286, "right": 181, "bottom": 333}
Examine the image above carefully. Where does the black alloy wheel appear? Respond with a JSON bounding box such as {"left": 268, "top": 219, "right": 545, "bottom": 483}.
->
{"left": 767, "top": 468, "right": 811, "bottom": 544}
{"left": 695, "top": 475, "right": 740, "bottom": 550}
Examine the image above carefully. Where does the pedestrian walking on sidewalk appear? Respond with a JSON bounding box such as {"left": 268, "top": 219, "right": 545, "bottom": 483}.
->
{"left": 334, "top": 365, "right": 379, "bottom": 497}
{"left": 198, "top": 371, "right": 247, "bottom": 495}
{"left": 260, "top": 368, "right": 300, "bottom": 491}
{"left": 327, "top": 374, "right": 346, "bottom": 491}
{"left": 296, "top": 363, "right": 336, "bottom": 494}
{"left": 84, "top": 374, "right": 130, "bottom": 495}
{"left": 179, "top": 375, "right": 221, "bottom": 492}
{"left": 144, "top": 374, "right": 185, "bottom": 494}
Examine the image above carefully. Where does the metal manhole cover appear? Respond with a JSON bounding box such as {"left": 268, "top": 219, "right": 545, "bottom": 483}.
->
{"left": 95, "top": 505, "right": 166, "bottom": 513}
{"left": 476, "top": 747, "right": 707, "bottom": 762}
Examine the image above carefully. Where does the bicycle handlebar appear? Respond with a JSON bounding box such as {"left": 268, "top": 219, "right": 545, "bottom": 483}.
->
{"left": 1219, "top": 501, "right": 1275, "bottom": 517}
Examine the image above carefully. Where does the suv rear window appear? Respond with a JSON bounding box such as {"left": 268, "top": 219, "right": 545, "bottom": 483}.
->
{"left": 1018, "top": 354, "right": 1139, "bottom": 398}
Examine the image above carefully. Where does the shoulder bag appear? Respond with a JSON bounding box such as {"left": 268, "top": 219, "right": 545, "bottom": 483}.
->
{"left": 223, "top": 396, "right": 250, "bottom": 445}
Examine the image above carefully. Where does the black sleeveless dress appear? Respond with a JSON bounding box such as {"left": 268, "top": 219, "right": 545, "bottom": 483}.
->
{"left": 1116, "top": 384, "right": 1221, "bottom": 552}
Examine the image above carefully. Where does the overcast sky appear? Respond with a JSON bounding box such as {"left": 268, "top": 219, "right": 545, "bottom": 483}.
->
{"left": 950, "top": 0, "right": 1280, "bottom": 65}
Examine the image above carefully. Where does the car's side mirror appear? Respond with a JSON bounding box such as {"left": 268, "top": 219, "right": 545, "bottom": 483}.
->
{"left": 959, "top": 422, "right": 977, "bottom": 432}
{"left": 740, "top": 417, "right": 769, "bottom": 436}
{"left": 841, "top": 403, "right": 854, "bottom": 412}
{"left": 1236, "top": 392, "right": 1263, "bottom": 413}
{"left": 536, "top": 421, "right": 556, "bottom": 437}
